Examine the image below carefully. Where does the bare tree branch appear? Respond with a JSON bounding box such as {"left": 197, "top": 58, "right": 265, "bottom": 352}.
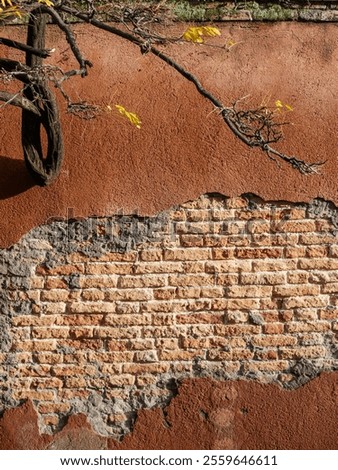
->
{"left": 0, "top": 90, "right": 41, "bottom": 115}
{"left": 0, "top": 37, "right": 51, "bottom": 58}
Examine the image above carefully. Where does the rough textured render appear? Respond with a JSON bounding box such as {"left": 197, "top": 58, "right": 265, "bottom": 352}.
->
{"left": 0, "top": 194, "right": 338, "bottom": 439}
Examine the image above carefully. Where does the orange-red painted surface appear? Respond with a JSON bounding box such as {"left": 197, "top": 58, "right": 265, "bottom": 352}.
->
{"left": 0, "top": 23, "right": 337, "bottom": 247}
{"left": 1, "top": 374, "right": 337, "bottom": 449}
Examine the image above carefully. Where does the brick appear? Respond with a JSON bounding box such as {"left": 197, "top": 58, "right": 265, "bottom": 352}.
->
{"left": 183, "top": 261, "right": 205, "bottom": 273}
{"left": 155, "top": 338, "right": 179, "bottom": 349}
{"left": 207, "top": 350, "right": 232, "bottom": 361}
{"left": 203, "top": 235, "right": 229, "bottom": 247}
{"left": 152, "top": 314, "right": 175, "bottom": 326}
{"left": 38, "top": 403, "right": 71, "bottom": 414}
{"left": 34, "top": 353, "right": 63, "bottom": 364}
{"left": 282, "top": 296, "right": 329, "bottom": 309}
{"left": 123, "top": 363, "right": 169, "bottom": 374}
{"left": 94, "top": 326, "right": 141, "bottom": 339}
{"left": 251, "top": 335, "right": 297, "bottom": 347}
{"left": 105, "top": 314, "right": 152, "bottom": 327}
{"left": 262, "top": 323, "right": 284, "bottom": 335}
{"left": 118, "top": 275, "right": 167, "bottom": 289}
{"left": 164, "top": 248, "right": 211, "bottom": 261}
{"left": 64, "top": 377, "right": 87, "bottom": 388}
{"left": 153, "top": 288, "right": 176, "bottom": 300}
{"left": 176, "top": 313, "right": 223, "bottom": 324}
{"left": 13, "top": 390, "right": 55, "bottom": 401}
{"left": 309, "top": 271, "right": 338, "bottom": 283}
{"left": 12, "top": 340, "right": 56, "bottom": 352}
{"left": 236, "top": 247, "right": 284, "bottom": 259}
{"left": 215, "top": 325, "right": 261, "bottom": 336}
{"left": 181, "top": 337, "right": 209, "bottom": 349}
{"left": 321, "top": 283, "right": 338, "bottom": 294}
{"left": 252, "top": 260, "right": 296, "bottom": 272}
{"left": 246, "top": 220, "right": 270, "bottom": 234}
{"left": 231, "top": 349, "right": 254, "bottom": 360}
{"left": 108, "top": 375, "right": 135, "bottom": 387}
{"left": 68, "top": 301, "right": 115, "bottom": 313}
{"left": 180, "top": 235, "right": 204, "bottom": 247}
{"left": 287, "top": 271, "right": 309, "bottom": 284}
{"left": 37, "top": 264, "right": 84, "bottom": 275}
{"left": 279, "top": 346, "right": 327, "bottom": 359}
{"left": 306, "top": 246, "right": 328, "bottom": 257}
{"left": 41, "top": 290, "right": 69, "bottom": 302}
{"left": 143, "top": 326, "right": 187, "bottom": 338}
{"left": 241, "top": 272, "right": 286, "bottom": 285}
{"left": 286, "top": 322, "right": 331, "bottom": 333}
{"left": 32, "top": 327, "right": 69, "bottom": 339}
{"left": 80, "top": 276, "right": 118, "bottom": 288}
{"left": 276, "top": 220, "right": 316, "bottom": 233}
{"left": 298, "top": 259, "right": 338, "bottom": 270}
{"left": 141, "top": 301, "right": 184, "bottom": 313}
{"left": 116, "top": 302, "right": 140, "bottom": 314}
{"left": 211, "top": 209, "right": 234, "bottom": 221}
{"left": 294, "top": 309, "right": 318, "bottom": 321}
{"left": 30, "top": 277, "right": 45, "bottom": 289}
{"left": 273, "top": 285, "right": 320, "bottom": 297}
{"left": 81, "top": 289, "right": 105, "bottom": 301}
{"left": 169, "top": 274, "right": 215, "bottom": 287}
{"left": 174, "top": 222, "right": 212, "bottom": 234}
{"left": 97, "top": 252, "right": 138, "bottom": 262}
{"left": 227, "top": 285, "right": 272, "bottom": 298}
{"left": 134, "top": 351, "right": 158, "bottom": 363}
{"left": 134, "top": 262, "right": 184, "bottom": 274}
{"left": 226, "top": 311, "right": 249, "bottom": 323}
{"left": 243, "top": 361, "right": 289, "bottom": 372}
{"left": 159, "top": 350, "right": 202, "bottom": 361}
{"left": 298, "top": 333, "right": 324, "bottom": 346}
{"left": 139, "top": 249, "right": 162, "bottom": 261}
{"left": 285, "top": 246, "right": 306, "bottom": 258}
{"left": 56, "top": 314, "right": 103, "bottom": 326}
{"left": 42, "top": 302, "right": 66, "bottom": 314}
{"left": 12, "top": 316, "right": 56, "bottom": 327}
{"left": 186, "top": 209, "right": 210, "bottom": 222}
{"left": 127, "top": 339, "right": 155, "bottom": 350}
{"left": 211, "top": 248, "right": 235, "bottom": 259}
{"left": 318, "top": 308, "right": 338, "bottom": 320}
{"left": 136, "top": 375, "right": 158, "bottom": 386}
{"left": 86, "top": 263, "right": 133, "bottom": 275}
{"left": 105, "top": 289, "right": 152, "bottom": 302}
{"left": 255, "top": 350, "right": 278, "bottom": 360}
{"left": 299, "top": 233, "right": 336, "bottom": 245}
{"left": 226, "top": 298, "right": 260, "bottom": 310}
{"left": 205, "top": 260, "right": 251, "bottom": 273}
{"left": 200, "top": 286, "right": 224, "bottom": 298}
{"left": 214, "top": 274, "right": 239, "bottom": 286}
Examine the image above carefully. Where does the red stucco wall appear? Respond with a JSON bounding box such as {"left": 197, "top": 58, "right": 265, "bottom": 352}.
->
{"left": 1, "top": 21, "right": 338, "bottom": 450}
{"left": 0, "top": 22, "right": 337, "bottom": 247}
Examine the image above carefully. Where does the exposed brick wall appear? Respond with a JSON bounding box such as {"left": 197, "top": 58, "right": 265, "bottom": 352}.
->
{"left": 0, "top": 194, "right": 338, "bottom": 438}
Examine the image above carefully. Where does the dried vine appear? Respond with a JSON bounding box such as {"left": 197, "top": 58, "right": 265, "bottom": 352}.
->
{"left": 0, "top": 1, "right": 324, "bottom": 185}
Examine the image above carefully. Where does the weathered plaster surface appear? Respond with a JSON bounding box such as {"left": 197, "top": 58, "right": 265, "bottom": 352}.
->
{"left": 0, "top": 23, "right": 337, "bottom": 246}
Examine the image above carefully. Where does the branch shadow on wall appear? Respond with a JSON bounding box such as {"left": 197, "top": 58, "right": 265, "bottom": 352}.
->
{"left": 0, "top": 156, "right": 35, "bottom": 200}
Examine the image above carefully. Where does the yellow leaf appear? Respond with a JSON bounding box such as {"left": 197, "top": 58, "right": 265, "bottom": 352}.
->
{"left": 226, "top": 38, "right": 237, "bottom": 48}
{"left": 275, "top": 100, "right": 283, "bottom": 108}
{"left": 284, "top": 104, "right": 293, "bottom": 112}
{"left": 0, "top": 5, "right": 22, "bottom": 19}
{"left": 38, "top": 0, "right": 54, "bottom": 6}
{"left": 0, "top": 0, "right": 13, "bottom": 7}
{"left": 115, "top": 105, "right": 141, "bottom": 129}
{"left": 183, "top": 26, "right": 221, "bottom": 44}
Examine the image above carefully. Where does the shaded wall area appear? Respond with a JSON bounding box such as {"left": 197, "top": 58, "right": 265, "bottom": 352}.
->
{"left": 0, "top": 22, "right": 337, "bottom": 246}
